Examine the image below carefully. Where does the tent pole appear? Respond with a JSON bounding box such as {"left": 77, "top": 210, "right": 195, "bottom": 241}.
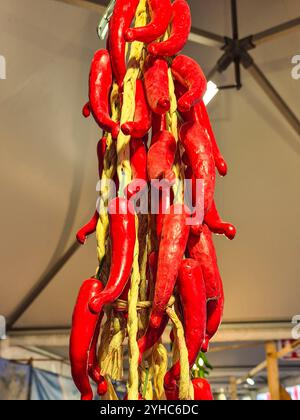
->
{"left": 7, "top": 241, "right": 80, "bottom": 330}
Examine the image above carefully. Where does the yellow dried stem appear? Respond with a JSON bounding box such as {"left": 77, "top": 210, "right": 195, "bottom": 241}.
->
{"left": 127, "top": 216, "right": 141, "bottom": 400}
{"left": 166, "top": 307, "right": 193, "bottom": 400}
{"left": 96, "top": 83, "right": 119, "bottom": 263}
{"left": 117, "top": 0, "right": 148, "bottom": 193}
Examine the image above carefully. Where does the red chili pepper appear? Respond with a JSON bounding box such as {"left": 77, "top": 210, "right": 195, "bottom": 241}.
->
{"left": 192, "top": 378, "right": 214, "bottom": 400}
{"left": 70, "top": 278, "right": 107, "bottom": 400}
{"left": 180, "top": 121, "right": 216, "bottom": 215}
{"left": 165, "top": 378, "right": 213, "bottom": 401}
{"left": 144, "top": 57, "right": 170, "bottom": 115}
{"left": 138, "top": 252, "right": 169, "bottom": 363}
{"left": 152, "top": 113, "right": 167, "bottom": 137}
{"left": 202, "top": 286, "right": 224, "bottom": 353}
{"left": 89, "top": 50, "right": 119, "bottom": 139}
{"left": 125, "top": 0, "right": 172, "bottom": 44}
{"left": 124, "top": 136, "right": 148, "bottom": 199}
{"left": 109, "top": 0, "right": 139, "bottom": 88}
{"left": 76, "top": 211, "right": 99, "bottom": 245}
{"left": 156, "top": 187, "right": 174, "bottom": 242}
{"left": 146, "top": 251, "right": 158, "bottom": 300}
{"left": 172, "top": 55, "right": 207, "bottom": 113}
{"left": 150, "top": 204, "right": 190, "bottom": 329}
{"left": 130, "top": 137, "right": 148, "bottom": 182}
{"left": 97, "top": 136, "right": 107, "bottom": 180}
{"left": 89, "top": 198, "right": 136, "bottom": 314}
{"left": 147, "top": 130, "right": 177, "bottom": 182}
{"left": 122, "top": 80, "right": 152, "bottom": 137}
{"left": 164, "top": 259, "right": 206, "bottom": 389}
{"left": 187, "top": 225, "right": 221, "bottom": 300}
{"left": 148, "top": 0, "right": 191, "bottom": 57}
{"left": 197, "top": 101, "right": 228, "bottom": 177}
{"left": 87, "top": 317, "right": 108, "bottom": 396}
{"left": 82, "top": 102, "right": 91, "bottom": 118}
{"left": 204, "top": 200, "right": 236, "bottom": 240}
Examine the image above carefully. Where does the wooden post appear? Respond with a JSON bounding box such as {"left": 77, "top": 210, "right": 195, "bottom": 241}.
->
{"left": 265, "top": 341, "right": 280, "bottom": 400}
{"left": 229, "top": 377, "right": 238, "bottom": 400}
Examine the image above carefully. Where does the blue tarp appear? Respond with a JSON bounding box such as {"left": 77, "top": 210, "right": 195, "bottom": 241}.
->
{"left": 0, "top": 358, "right": 80, "bottom": 400}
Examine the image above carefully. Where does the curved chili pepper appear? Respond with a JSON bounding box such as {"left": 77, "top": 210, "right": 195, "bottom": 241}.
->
{"left": 204, "top": 200, "right": 236, "bottom": 240}
{"left": 192, "top": 378, "right": 214, "bottom": 400}
{"left": 144, "top": 57, "right": 170, "bottom": 115}
{"left": 89, "top": 198, "right": 136, "bottom": 314}
{"left": 87, "top": 316, "right": 108, "bottom": 396}
{"left": 197, "top": 101, "right": 228, "bottom": 177}
{"left": 152, "top": 113, "right": 167, "bottom": 137}
{"left": 156, "top": 188, "right": 174, "bottom": 242}
{"left": 89, "top": 49, "right": 119, "bottom": 139}
{"left": 109, "top": 0, "right": 139, "bottom": 88}
{"left": 148, "top": 0, "right": 191, "bottom": 57}
{"left": 147, "top": 130, "right": 177, "bottom": 182}
{"left": 97, "top": 136, "right": 107, "bottom": 180}
{"left": 125, "top": 0, "right": 172, "bottom": 44}
{"left": 122, "top": 80, "right": 152, "bottom": 137}
{"left": 138, "top": 251, "right": 169, "bottom": 363}
{"left": 70, "top": 278, "right": 106, "bottom": 400}
{"left": 82, "top": 102, "right": 91, "bottom": 118}
{"left": 175, "top": 81, "right": 228, "bottom": 177}
{"left": 180, "top": 121, "right": 216, "bottom": 215}
{"left": 150, "top": 204, "right": 190, "bottom": 329}
{"left": 172, "top": 55, "right": 207, "bottom": 113}
{"left": 164, "top": 259, "right": 206, "bottom": 389}
{"left": 187, "top": 225, "right": 221, "bottom": 300}
{"left": 76, "top": 211, "right": 99, "bottom": 245}
{"left": 130, "top": 137, "right": 148, "bottom": 182}
{"left": 124, "top": 136, "right": 148, "bottom": 199}
{"left": 202, "top": 283, "right": 224, "bottom": 353}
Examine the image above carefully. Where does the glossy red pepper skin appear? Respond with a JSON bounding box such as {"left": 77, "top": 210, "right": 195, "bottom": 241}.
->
{"left": 89, "top": 50, "right": 119, "bottom": 139}
{"left": 147, "top": 130, "right": 177, "bottom": 182}
{"left": 204, "top": 200, "right": 236, "bottom": 240}
{"left": 76, "top": 211, "right": 99, "bottom": 245}
{"left": 130, "top": 137, "right": 148, "bottom": 182}
{"left": 87, "top": 317, "right": 108, "bottom": 396}
{"left": 138, "top": 252, "right": 169, "bottom": 363}
{"left": 197, "top": 101, "right": 228, "bottom": 177}
{"left": 187, "top": 225, "right": 221, "bottom": 300}
{"left": 192, "top": 378, "right": 214, "bottom": 400}
{"left": 175, "top": 82, "right": 228, "bottom": 177}
{"left": 125, "top": 0, "right": 172, "bottom": 44}
{"left": 148, "top": 0, "right": 191, "bottom": 57}
{"left": 165, "top": 378, "right": 213, "bottom": 401}
{"left": 122, "top": 80, "right": 152, "bottom": 138}
{"left": 152, "top": 113, "right": 167, "bottom": 137}
{"left": 164, "top": 259, "right": 206, "bottom": 389}
{"left": 202, "top": 286, "right": 224, "bottom": 353}
{"left": 150, "top": 204, "right": 190, "bottom": 329}
{"left": 144, "top": 57, "right": 170, "bottom": 115}
{"left": 70, "top": 278, "right": 106, "bottom": 400}
{"left": 156, "top": 188, "right": 174, "bottom": 241}
{"left": 180, "top": 121, "right": 216, "bottom": 215}
{"left": 89, "top": 198, "right": 136, "bottom": 314}
{"left": 172, "top": 55, "right": 207, "bottom": 113}
{"left": 97, "top": 137, "right": 107, "bottom": 180}
{"left": 109, "top": 0, "right": 139, "bottom": 88}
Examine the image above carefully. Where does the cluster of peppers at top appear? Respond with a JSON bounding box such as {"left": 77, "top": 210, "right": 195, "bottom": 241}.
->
{"left": 70, "top": 0, "right": 236, "bottom": 401}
